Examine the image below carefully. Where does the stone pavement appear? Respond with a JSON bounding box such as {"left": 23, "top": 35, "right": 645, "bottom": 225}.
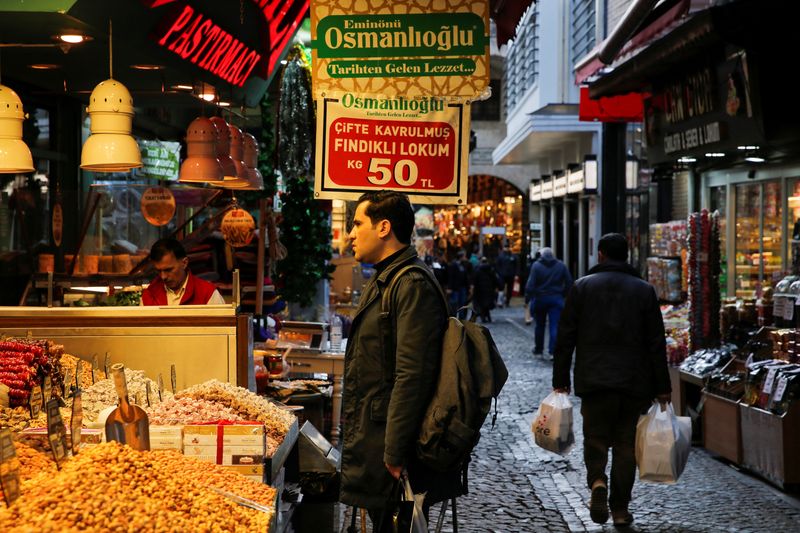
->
{"left": 338, "top": 304, "right": 800, "bottom": 533}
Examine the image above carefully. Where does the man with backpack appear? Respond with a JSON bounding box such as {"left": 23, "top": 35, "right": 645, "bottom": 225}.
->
{"left": 341, "top": 191, "right": 464, "bottom": 532}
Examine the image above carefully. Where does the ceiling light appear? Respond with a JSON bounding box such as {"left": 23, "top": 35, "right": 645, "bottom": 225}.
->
{"left": 737, "top": 145, "right": 759, "bottom": 151}
{"left": 172, "top": 84, "right": 194, "bottom": 90}
{"left": 58, "top": 34, "right": 88, "bottom": 44}
{"left": 218, "top": 101, "right": 231, "bottom": 107}
{"left": 131, "top": 64, "right": 164, "bottom": 71}
{"left": 200, "top": 93, "right": 215, "bottom": 102}
{"left": 745, "top": 156, "right": 765, "bottom": 163}
{"left": 29, "top": 64, "right": 60, "bottom": 70}
{"left": 677, "top": 157, "right": 696, "bottom": 163}
{"left": 179, "top": 116, "right": 223, "bottom": 184}
{"left": 0, "top": 85, "right": 35, "bottom": 174}
{"left": 705, "top": 152, "right": 725, "bottom": 157}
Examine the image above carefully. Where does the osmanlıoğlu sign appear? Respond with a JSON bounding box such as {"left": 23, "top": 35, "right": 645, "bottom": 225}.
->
{"left": 314, "top": 93, "right": 470, "bottom": 205}
{"left": 310, "top": 0, "right": 489, "bottom": 100}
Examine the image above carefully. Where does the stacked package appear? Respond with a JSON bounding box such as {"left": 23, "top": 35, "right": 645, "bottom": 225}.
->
{"left": 648, "top": 258, "right": 683, "bottom": 302}
{"left": 650, "top": 220, "right": 688, "bottom": 257}
{"left": 687, "top": 210, "right": 722, "bottom": 351}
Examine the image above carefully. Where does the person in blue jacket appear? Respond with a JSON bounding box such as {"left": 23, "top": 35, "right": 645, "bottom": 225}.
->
{"left": 525, "top": 247, "right": 573, "bottom": 357}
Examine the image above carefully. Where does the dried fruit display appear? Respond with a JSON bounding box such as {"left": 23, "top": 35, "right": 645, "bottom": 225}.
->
{"left": 146, "top": 396, "right": 246, "bottom": 425}
{"left": 0, "top": 442, "right": 275, "bottom": 529}
{"left": 177, "top": 380, "right": 295, "bottom": 443}
{"left": 0, "top": 339, "right": 65, "bottom": 407}
{"left": 14, "top": 441, "right": 56, "bottom": 481}
{"left": 60, "top": 353, "right": 106, "bottom": 390}
{"left": 81, "top": 368, "right": 171, "bottom": 423}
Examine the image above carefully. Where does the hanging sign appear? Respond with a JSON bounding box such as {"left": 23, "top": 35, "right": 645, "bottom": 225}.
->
{"left": 221, "top": 208, "right": 256, "bottom": 247}
{"left": 136, "top": 141, "right": 181, "bottom": 181}
{"left": 0, "top": 428, "right": 21, "bottom": 506}
{"left": 141, "top": 187, "right": 177, "bottom": 226}
{"left": 311, "top": 0, "right": 490, "bottom": 99}
{"left": 51, "top": 203, "right": 63, "bottom": 247}
{"left": 314, "top": 95, "right": 470, "bottom": 204}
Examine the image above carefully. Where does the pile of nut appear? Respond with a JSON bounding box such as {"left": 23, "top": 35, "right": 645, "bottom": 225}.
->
{"left": 146, "top": 396, "right": 245, "bottom": 425}
{"left": 60, "top": 353, "right": 106, "bottom": 390}
{"left": 0, "top": 442, "right": 274, "bottom": 530}
{"left": 13, "top": 441, "right": 56, "bottom": 481}
{"left": 0, "top": 407, "right": 33, "bottom": 433}
{"left": 177, "top": 380, "right": 295, "bottom": 442}
{"left": 81, "top": 368, "right": 171, "bottom": 422}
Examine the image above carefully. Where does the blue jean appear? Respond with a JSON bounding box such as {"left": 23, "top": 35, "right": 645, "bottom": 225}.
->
{"left": 531, "top": 294, "right": 564, "bottom": 354}
{"left": 449, "top": 287, "right": 468, "bottom": 319}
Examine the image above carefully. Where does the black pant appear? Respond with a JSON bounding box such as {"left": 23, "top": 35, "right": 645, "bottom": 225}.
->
{"left": 503, "top": 275, "right": 515, "bottom": 304}
{"left": 580, "top": 393, "right": 648, "bottom": 513}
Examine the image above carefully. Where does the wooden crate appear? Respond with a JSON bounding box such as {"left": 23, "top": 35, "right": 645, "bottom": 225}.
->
{"left": 702, "top": 392, "right": 742, "bottom": 463}
{"left": 740, "top": 402, "right": 800, "bottom": 488}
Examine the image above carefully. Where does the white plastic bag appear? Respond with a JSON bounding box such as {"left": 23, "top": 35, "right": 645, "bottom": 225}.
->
{"left": 399, "top": 474, "right": 427, "bottom": 533}
{"left": 531, "top": 391, "right": 575, "bottom": 455}
{"left": 635, "top": 402, "right": 691, "bottom": 483}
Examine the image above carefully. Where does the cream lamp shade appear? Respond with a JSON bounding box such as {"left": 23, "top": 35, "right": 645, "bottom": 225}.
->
{"left": 242, "top": 132, "right": 263, "bottom": 190}
{"left": 178, "top": 117, "right": 223, "bottom": 183}
{"left": 223, "top": 124, "right": 250, "bottom": 189}
{"left": 0, "top": 84, "right": 35, "bottom": 174}
{"left": 80, "top": 79, "right": 142, "bottom": 172}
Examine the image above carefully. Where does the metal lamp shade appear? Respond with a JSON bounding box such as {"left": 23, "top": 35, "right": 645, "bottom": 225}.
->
{"left": 81, "top": 79, "right": 142, "bottom": 172}
{"left": 223, "top": 124, "right": 250, "bottom": 189}
{"left": 241, "top": 132, "right": 263, "bottom": 190}
{"left": 207, "top": 116, "right": 239, "bottom": 187}
{"left": 179, "top": 117, "right": 223, "bottom": 183}
{"left": 0, "top": 85, "right": 34, "bottom": 173}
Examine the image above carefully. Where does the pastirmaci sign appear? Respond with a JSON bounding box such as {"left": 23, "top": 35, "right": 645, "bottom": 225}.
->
{"left": 314, "top": 93, "right": 469, "bottom": 204}
{"left": 311, "top": 0, "right": 489, "bottom": 99}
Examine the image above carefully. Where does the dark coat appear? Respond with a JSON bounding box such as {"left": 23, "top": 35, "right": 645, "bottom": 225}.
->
{"left": 340, "top": 247, "right": 460, "bottom": 509}
{"left": 472, "top": 263, "right": 502, "bottom": 312}
{"left": 552, "top": 260, "right": 671, "bottom": 399}
{"left": 525, "top": 256, "right": 573, "bottom": 300}
{"left": 495, "top": 251, "right": 518, "bottom": 279}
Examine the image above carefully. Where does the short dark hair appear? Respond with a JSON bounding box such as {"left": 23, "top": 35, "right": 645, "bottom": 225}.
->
{"left": 150, "top": 238, "right": 187, "bottom": 261}
{"left": 356, "top": 191, "right": 415, "bottom": 245}
{"left": 598, "top": 233, "right": 628, "bottom": 261}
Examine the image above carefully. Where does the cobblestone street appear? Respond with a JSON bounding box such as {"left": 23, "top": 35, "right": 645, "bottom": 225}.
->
{"left": 339, "top": 304, "right": 800, "bottom": 533}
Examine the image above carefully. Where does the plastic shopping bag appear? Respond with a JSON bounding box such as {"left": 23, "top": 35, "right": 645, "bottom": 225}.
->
{"left": 635, "top": 402, "right": 691, "bottom": 483}
{"left": 392, "top": 474, "right": 427, "bottom": 533}
{"left": 531, "top": 391, "right": 575, "bottom": 455}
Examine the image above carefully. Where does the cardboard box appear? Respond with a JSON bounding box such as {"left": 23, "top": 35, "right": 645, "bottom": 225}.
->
{"left": 18, "top": 428, "right": 102, "bottom": 451}
{"left": 183, "top": 424, "right": 266, "bottom": 446}
{"left": 222, "top": 464, "right": 265, "bottom": 483}
{"left": 149, "top": 426, "right": 183, "bottom": 451}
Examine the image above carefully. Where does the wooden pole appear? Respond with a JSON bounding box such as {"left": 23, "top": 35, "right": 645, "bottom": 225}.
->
{"left": 255, "top": 198, "right": 268, "bottom": 316}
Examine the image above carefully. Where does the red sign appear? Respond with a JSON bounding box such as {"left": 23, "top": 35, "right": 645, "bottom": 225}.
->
{"left": 148, "top": 0, "right": 308, "bottom": 86}
{"left": 579, "top": 86, "right": 645, "bottom": 122}
{"left": 315, "top": 97, "right": 469, "bottom": 204}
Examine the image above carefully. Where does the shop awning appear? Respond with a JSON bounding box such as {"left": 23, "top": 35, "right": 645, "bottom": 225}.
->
{"left": 490, "top": 0, "right": 535, "bottom": 47}
{"left": 578, "top": 87, "right": 644, "bottom": 123}
{"left": 492, "top": 104, "right": 601, "bottom": 165}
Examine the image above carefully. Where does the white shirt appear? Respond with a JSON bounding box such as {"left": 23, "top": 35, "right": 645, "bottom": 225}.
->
{"left": 143, "top": 275, "right": 225, "bottom": 306}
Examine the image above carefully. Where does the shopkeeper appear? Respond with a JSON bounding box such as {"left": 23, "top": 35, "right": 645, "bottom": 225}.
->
{"left": 141, "top": 238, "right": 225, "bottom": 306}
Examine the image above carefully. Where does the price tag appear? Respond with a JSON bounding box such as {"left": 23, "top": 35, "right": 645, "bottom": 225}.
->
{"left": 29, "top": 384, "right": 43, "bottom": 419}
{"left": 786, "top": 300, "right": 796, "bottom": 321}
{"left": 91, "top": 354, "right": 98, "bottom": 384}
{"left": 171, "top": 365, "right": 177, "bottom": 394}
{"left": 0, "top": 428, "right": 21, "bottom": 506}
{"left": 75, "top": 360, "right": 82, "bottom": 390}
{"left": 46, "top": 398, "right": 68, "bottom": 468}
{"left": 43, "top": 375, "right": 52, "bottom": 404}
{"left": 62, "top": 367, "right": 73, "bottom": 398}
{"left": 157, "top": 374, "right": 164, "bottom": 402}
{"left": 104, "top": 353, "right": 111, "bottom": 379}
{"left": 71, "top": 390, "right": 83, "bottom": 455}
{"left": 773, "top": 298, "right": 785, "bottom": 319}
{"left": 762, "top": 368, "right": 778, "bottom": 393}
{"left": 773, "top": 376, "right": 789, "bottom": 402}
{"left": 146, "top": 382, "right": 152, "bottom": 407}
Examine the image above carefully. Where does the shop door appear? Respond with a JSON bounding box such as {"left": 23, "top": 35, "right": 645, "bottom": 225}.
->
{"left": 734, "top": 181, "right": 782, "bottom": 297}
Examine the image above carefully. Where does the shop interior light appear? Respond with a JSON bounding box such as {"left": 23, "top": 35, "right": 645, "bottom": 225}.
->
{"left": 206, "top": 116, "right": 240, "bottom": 187}
{"left": 172, "top": 84, "right": 194, "bottom": 91}
{"left": 0, "top": 84, "right": 35, "bottom": 174}
{"left": 224, "top": 124, "right": 250, "bottom": 189}
{"left": 677, "top": 157, "right": 696, "bottom": 163}
{"left": 29, "top": 64, "right": 60, "bottom": 70}
{"left": 218, "top": 101, "right": 231, "bottom": 107}
{"left": 705, "top": 152, "right": 725, "bottom": 157}
{"left": 200, "top": 93, "right": 216, "bottom": 102}
{"left": 737, "top": 145, "right": 759, "bottom": 151}
{"left": 583, "top": 155, "right": 598, "bottom": 193}
{"left": 788, "top": 196, "right": 800, "bottom": 209}
{"left": 625, "top": 157, "right": 639, "bottom": 190}
{"left": 80, "top": 20, "right": 142, "bottom": 172}
{"left": 241, "top": 132, "right": 264, "bottom": 190}
{"left": 58, "top": 33, "right": 89, "bottom": 44}
{"left": 178, "top": 116, "right": 223, "bottom": 184}
{"left": 130, "top": 64, "right": 164, "bottom": 71}
{"left": 745, "top": 155, "right": 765, "bottom": 163}
{"left": 503, "top": 196, "right": 516, "bottom": 204}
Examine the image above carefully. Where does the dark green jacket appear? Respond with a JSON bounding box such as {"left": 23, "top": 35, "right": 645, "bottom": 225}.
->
{"left": 340, "top": 247, "right": 451, "bottom": 509}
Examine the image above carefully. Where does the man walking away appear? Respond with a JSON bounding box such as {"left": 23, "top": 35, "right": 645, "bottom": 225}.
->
{"left": 525, "top": 248, "right": 572, "bottom": 357}
{"left": 552, "top": 233, "right": 671, "bottom": 527}
{"left": 472, "top": 256, "right": 503, "bottom": 323}
{"left": 496, "top": 246, "right": 519, "bottom": 308}
{"left": 447, "top": 250, "right": 472, "bottom": 318}
{"left": 341, "top": 191, "right": 462, "bottom": 532}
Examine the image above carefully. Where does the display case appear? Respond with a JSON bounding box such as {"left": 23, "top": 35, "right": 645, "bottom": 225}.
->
{"left": 735, "top": 181, "right": 783, "bottom": 298}
{"left": 0, "top": 305, "right": 254, "bottom": 390}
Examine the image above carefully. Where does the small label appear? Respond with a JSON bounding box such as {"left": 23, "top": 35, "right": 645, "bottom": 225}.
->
{"left": 62, "top": 367, "right": 73, "bottom": 397}
{"left": 762, "top": 368, "right": 778, "bottom": 393}
{"left": 29, "top": 384, "right": 43, "bottom": 419}
{"left": 91, "top": 355, "right": 98, "bottom": 384}
{"left": 43, "top": 375, "right": 52, "bottom": 404}
{"left": 71, "top": 391, "right": 83, "bottom": 455}
{"left": 0, "top": 428, "right": 21, "bottom": 505}
{"left": 46, "top": 398, "right": 68, "bottom": 468}
{"left": 221, "top": 209, "right": 256, "bottom": 248}
{"left": 52, "top": 203, "right": 63, "bottom": 247}
{"left": 171, "top": 365, "right": 177, "bottom": 394}
{"left": 146, "top": 382, "right": 152, "bottom": 407}
{"left": 786, "top": 301, "right": 796, "bottom": 321}
{"left": 141, "top": 187, "right": 176, "bottom": 227}
{"left": 773, "top": 376, "right": 789, "bottom": 402}
{"left": 158, "top": 374, "right": 164, "bottom": 402}
{"left": 104, "top": 353, "right": 110, "bottom": 379}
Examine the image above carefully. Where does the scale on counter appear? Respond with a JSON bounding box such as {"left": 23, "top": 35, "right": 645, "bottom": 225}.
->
{"left": 277, "top": 321, "right": 329, "bottom": 353}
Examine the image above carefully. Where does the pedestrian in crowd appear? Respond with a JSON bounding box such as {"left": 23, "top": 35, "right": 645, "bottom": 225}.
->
{"left": 447, "top": 250, "right": 472, "bottom": 318}
{"left": 472, "top": 256, "right": 503, "bottom": 323}
{"left": 524, "top": 250, "right": 541, "bottom": 325}
{"left": 430, "top": 251, "right": 449, "bottom": 288}
{"left": 496, "top": 246, "right": 519, "bottom": 308}
{"left": 341, "top": 191, "right": 462, "bottom": 532}
{"left": 525, "top": 247, "right": 572, "bottom": 357}
{"left": 552, "top": 233, "right": 672, "bottom": 527}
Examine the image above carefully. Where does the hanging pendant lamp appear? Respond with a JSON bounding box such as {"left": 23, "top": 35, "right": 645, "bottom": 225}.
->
{"left": 207, "top": 116, "right": 241, "bottom": 187}
{"left": 224, "top": 124, "right": 250, "bottom": 189}
{"left": 242, "top": 132, "right": 263, "bottom": 190}
{"left": 178, "top": 116, "right": 223, "bottom": 183}
{"left": 0, "top": 84, "right": 34, "bottom": 174}
{"left": 80, "top": 21, "right": 141, "bottom": 172}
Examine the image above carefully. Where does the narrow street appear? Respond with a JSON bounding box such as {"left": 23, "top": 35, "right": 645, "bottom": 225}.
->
{"left": 341, "top": 304, "right": 800, "bottom": 533}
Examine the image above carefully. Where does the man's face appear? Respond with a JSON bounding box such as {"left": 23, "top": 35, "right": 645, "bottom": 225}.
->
{"left": 348, "top": 201, "right": 387, "bottom": 264}
{"left": 153, "top": 252, "right": 189, "bottom": 291}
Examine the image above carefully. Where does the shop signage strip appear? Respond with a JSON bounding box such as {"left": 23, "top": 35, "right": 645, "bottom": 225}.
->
{"left": 530, "top": 182, "right": 541, "bottom": 202}
{"left": 314, "top": 94, "right": 470, "bottom": 205}
{"left": 553, "top": 176, "right": 567, "bottom": 198}
{"left": 310, "top": 0, "right": 489, "bottom": 99}
{"left": 567, "top": 169, "right": 584, "bottom": 194}
{"left": 540, "top": 179, "right": 553, "bottom": 200}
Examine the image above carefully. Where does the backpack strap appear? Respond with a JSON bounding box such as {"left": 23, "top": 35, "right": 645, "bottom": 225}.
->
{"left": 378, "top": 263, "right": 448, "bottom": 385}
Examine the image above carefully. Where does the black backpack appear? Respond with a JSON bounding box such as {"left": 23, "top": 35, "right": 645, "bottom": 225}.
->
{"left": 381, "top": 264, "right": 509, "bottom": 473}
